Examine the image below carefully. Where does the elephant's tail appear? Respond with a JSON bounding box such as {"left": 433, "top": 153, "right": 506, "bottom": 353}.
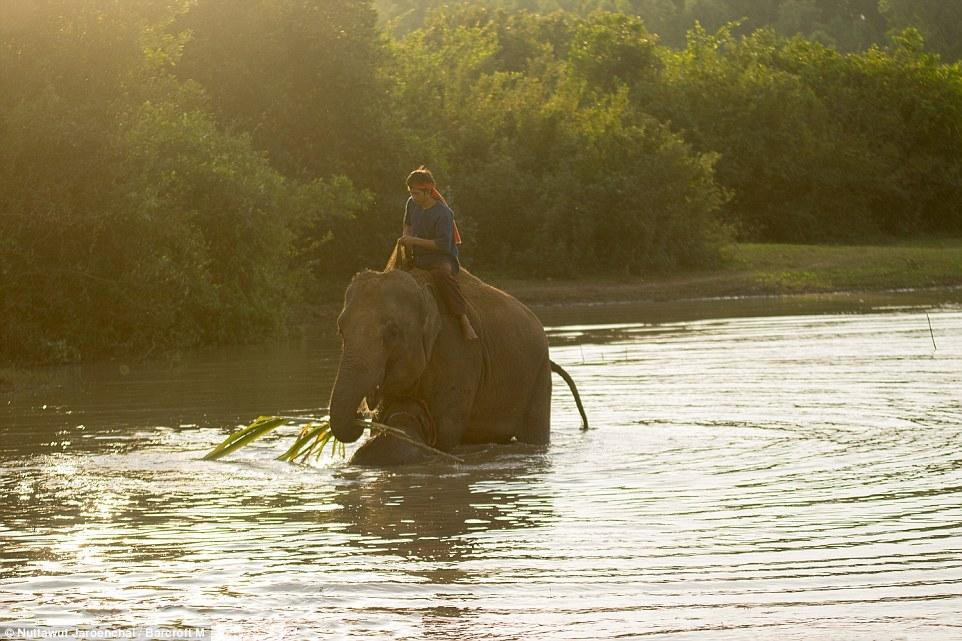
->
{"left": 550, "top": 360, "right": 589, "bottom": 430}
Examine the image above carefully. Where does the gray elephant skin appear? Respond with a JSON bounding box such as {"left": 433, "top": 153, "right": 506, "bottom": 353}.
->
{"left": 328, "top": 267, "right": 586, "bottom": 465}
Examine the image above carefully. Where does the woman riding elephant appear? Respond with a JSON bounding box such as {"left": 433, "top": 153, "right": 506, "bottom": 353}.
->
{"left": 395, "top": 167, "right": 478, "bottom": 340}
{"left": 328, "top": 170, "right": 586, "bottom": 464}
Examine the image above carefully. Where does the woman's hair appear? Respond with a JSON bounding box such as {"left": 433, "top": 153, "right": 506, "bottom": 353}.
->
{"left": 406, "top": 166, "right": 435, "bottom": 187}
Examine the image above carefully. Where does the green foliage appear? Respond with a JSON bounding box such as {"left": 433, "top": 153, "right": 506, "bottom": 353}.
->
{"left": 173, "top": 0, "right": 394, "bottom": 181}
{"left": 644, "top": 23, "right": 962, "bottom": 240}
{"left": 568, "top": 12, "right": 661, "bottom": 93}
{"left": 203, "top": 416, "right": 292, "bottom": 461}
{"left": 880, "top": 0, "right": 962, "bottom": 62}
{"left": 389, "top": 8, "right": 729, "bottom": 276}
{"left": 534, "top": 110, "right": 729, "bottom": 274}
{"left": 734, "top": 241, "right": 962, "bottom": 292}
{"left": 171, "top": 0, "right": 403, "bottom": 277}
{"left": 289, "top": 175, "right": 375, "bottom": 282}
{"left": 4, "top": 0, "right": 962, "bottom": 362}
{"left": 375, "top": 0, "right": 891, "bottom": 52}
{"left": 0, "top": 0, "right": 367, "bottom": 362}
{"left": 203, "top": 415, "right": 460, "bottom": 463}
{"left": 120, "top": 101, "right": 295, "bottom": 345}
{"left": 202, "top": 415, "right": 347, "bottom": 463}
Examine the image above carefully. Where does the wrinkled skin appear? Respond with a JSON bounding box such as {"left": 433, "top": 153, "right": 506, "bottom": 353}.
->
{"left": 349, "top": 398, "right": 435, "bottom": 466}
{"left": 329, "top": 268, "right": 554, "bottom": 465}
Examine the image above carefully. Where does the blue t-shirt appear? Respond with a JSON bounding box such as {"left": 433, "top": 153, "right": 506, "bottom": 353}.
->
{"left": 403, "top": 198, "right": 460, "bottom": 273}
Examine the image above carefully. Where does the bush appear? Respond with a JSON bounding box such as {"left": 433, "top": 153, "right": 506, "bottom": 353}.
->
{"left": 645, "top": 24, "right": 962, "bottom": 241}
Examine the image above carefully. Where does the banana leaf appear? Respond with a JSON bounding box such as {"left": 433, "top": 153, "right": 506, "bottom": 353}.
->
{"left": 202, "top": 416, "right": 290, "bottom": 460}
{"left": 203, "top": 416, "right": 455, "bottom": 463}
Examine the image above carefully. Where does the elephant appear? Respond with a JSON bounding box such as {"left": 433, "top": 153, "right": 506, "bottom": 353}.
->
{"left": 328, "top": 266, "right": 588, "bottom": 465}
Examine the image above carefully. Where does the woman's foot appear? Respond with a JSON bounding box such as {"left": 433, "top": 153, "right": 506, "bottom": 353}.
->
{"left": 460, "top": 315, "right": 479, "bottom": 341}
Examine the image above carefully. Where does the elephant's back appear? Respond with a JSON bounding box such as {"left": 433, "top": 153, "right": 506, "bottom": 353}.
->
{"left": 460, "top": 270, "right": 549, "bottom": 419}
{"left": 407, "top": 266, "right": 548, "bottom": 352}
{"left": 460, "top": 269, "right": 546, "bottom": 343}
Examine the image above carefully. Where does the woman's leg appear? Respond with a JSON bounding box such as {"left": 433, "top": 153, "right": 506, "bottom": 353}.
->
{"left": 430, "top": 264, "right": 478, "bottom": 340}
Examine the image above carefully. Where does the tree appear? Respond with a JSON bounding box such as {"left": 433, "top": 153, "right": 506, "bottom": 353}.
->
{"left": 642, "top": 22, "right": 962, "bottom": 241}
{"left": 568, "top": 12, "right": 661, "bottom": 94}
{"left": 880, "top": 0, "right": 962, "bottom": 61}
{"left": 173, "top": 0, "right": 395, "bottom": 182}
{"left": 0, "top": 0, "right": 369, "bottom": 361}
{"left": 391, "top": 9, "right": 730, "bottom": 275}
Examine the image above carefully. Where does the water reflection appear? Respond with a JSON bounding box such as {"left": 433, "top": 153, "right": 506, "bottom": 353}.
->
{"left": 333, "top": 449, "right": 553, "bottom": 566}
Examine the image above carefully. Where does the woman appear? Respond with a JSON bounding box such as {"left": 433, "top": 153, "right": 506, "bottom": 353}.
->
{"left": 397, "top": 167, "right": 478, "bottom": 341}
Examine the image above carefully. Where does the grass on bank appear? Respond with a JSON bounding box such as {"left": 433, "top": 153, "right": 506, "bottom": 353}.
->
{"left": 732, "top": 241, "right": 962, "bottom": 292}
{"left": 3, "top": 241, "right": 960, "bottom": 371}
{"left": 490, "top": 240, "right": 962, "bottom": 304}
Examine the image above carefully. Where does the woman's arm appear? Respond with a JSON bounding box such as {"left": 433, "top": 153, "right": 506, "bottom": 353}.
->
{"left": 399, "top": 235, "right": 441, "bottom": 251}
{"left": 399, "top": 205, "right": 450, "bottom": 253}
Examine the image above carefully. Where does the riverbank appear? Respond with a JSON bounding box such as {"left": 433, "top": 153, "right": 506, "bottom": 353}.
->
{"left": 485, "top": 241, "right": 962, "bottom": 307}
{"left": 4, "top": 241, "right": 961, "bottom": 375}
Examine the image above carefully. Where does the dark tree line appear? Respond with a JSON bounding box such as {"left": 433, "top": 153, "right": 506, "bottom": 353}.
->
{"left": 2, "top": 0, "right": 961, "bottom": 362}
{"left": 377, "top": 0, "right": 962, "bottom": 59}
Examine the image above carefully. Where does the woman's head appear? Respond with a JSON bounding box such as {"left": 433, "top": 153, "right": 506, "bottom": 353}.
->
{"left": 406, "top": 166, "right": 435, "bottom": 189}
{"left": 406, "top": 166, "right": 438, "bottom": 207}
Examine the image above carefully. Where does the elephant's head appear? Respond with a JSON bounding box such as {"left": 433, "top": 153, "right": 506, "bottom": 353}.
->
{"left": 328, "top": 270, "right": 441, "bottom": 443}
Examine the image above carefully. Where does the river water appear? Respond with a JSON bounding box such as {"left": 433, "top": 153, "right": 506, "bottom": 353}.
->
{"left": 2, "top": 291, "right": 961, "bottom": 640}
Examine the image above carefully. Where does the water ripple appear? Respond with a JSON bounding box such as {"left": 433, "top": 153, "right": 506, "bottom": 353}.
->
{"left": 1, "top": 305, "right": 961, "bottom": 638}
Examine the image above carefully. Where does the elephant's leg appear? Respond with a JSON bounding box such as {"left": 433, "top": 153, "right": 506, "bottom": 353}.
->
{"left": 435, "top": 410, "right": 472, "bottom": 451}
{"left": 516, "top": 360, "right": 551, "bottom": 445}
{"left": 424, "top": 370, "right": 478, "bottom": 452}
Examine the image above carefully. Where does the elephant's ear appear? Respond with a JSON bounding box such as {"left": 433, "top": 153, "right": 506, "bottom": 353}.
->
{"left": 419, "top": 283, "right": 442, "bottom": 361}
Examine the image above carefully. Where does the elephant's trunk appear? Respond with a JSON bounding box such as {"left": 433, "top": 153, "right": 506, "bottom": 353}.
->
{"left": 328, "top": 351, "right": 383, "bottom": 444}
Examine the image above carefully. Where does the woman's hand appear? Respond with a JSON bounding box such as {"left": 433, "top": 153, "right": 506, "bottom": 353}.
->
{"left": 398, "top": 235, "right": 440, "bottom": 251}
